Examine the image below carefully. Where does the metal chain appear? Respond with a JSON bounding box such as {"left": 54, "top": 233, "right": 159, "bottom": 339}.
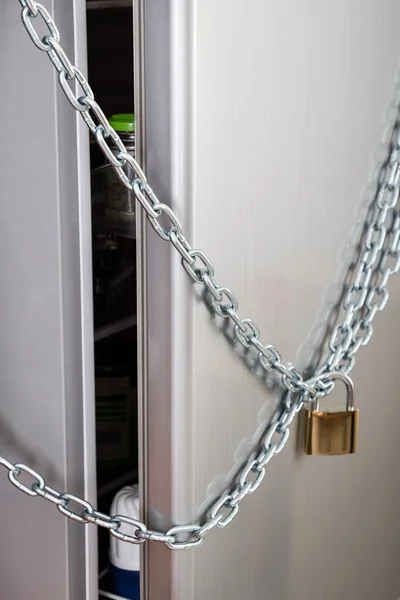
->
{"left": 1, "top": 0, "right": 399, "bottom": 549}
{"left": 0, "top": 388, "right": 303, "bottom": 550}
{"left": 315, "top": 146, "right": 400, "bottom": 379}
{"left": 17, "top": 0, "right": 400, "bottom": 400}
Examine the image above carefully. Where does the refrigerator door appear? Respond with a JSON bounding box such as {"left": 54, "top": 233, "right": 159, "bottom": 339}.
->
{"left": 0, "top": 2, "right": 97, "bottom": 599}
{"left": 138, "top": 1, "right": 400, "bottom": 599}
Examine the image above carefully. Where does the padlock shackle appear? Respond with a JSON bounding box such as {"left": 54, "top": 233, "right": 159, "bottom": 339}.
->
{"left": 314, "top": 372, "right": 355, "bottom": 411}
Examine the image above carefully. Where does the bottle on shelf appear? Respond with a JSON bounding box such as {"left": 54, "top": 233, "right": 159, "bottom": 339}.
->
{"left": 109, "top": 485, "right": 140, "bottom": 600}
{"left": 92, "top": 113, "right": 137, "bottom": 239}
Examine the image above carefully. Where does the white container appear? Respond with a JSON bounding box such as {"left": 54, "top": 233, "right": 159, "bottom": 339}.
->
{"left": 109, "top": 485, "right": 140, "bottom": 599}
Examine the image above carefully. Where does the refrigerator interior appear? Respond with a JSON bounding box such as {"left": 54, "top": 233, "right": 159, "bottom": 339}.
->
{"left": 86, "top": 1, "right": 138, "bottom": 597}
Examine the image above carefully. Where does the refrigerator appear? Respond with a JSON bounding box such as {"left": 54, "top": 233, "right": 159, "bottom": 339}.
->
{"left": 1, "top": 1, "right": 400, "bottom": 598}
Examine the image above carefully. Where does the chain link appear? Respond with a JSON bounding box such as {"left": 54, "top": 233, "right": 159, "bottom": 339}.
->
{"left": 4, "top": 0, "right": 400, "bottom": 549}
{"left": 315, "top": 130, "right": 400, "bottom": 379}
{"left": 18, "top": 0, "right": 330, "bottom": 398}
{"left": 0, "top": 389, "right": 305, "bottom": 549}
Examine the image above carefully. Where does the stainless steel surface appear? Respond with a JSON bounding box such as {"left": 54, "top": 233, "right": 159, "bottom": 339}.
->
{"left": 20, "top": 0, "right": 383, "bottom": 402}
{"left": 0, "top": 379, "right": 298, "bottom": 547}
{"left": 141, "top": 0, "right": 400, "bottom": 598}
{"left": 0, "top": 1, "right": 97, "bottom": 598}
{"left": 3, "top": 0, "right": 400, "bottom": 597}
{"left": 132, "top": 0, "right": 148, "bottom": 597}
{"left": 9, "top": 0, "right": 400, "bottom": 556}
{"left": 6, "top": 0, "right": 309, "bottom": 550}
{"left": 18, "top": 0, "right": 400, "bottom": 407}
{"left": 139, "top": 0, "right": 193, "bottom": 594}
{"left": 13, "top": 0, "right": 400, "bottom": 549}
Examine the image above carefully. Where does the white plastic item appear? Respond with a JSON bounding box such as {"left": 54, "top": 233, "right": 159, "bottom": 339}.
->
{"left": 109, "top": 484, "right": 140, "bottom": 571}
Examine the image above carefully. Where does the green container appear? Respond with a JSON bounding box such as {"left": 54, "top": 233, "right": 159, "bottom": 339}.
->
{"left": 104, "top": 113, "right": 136, "bottom": 238}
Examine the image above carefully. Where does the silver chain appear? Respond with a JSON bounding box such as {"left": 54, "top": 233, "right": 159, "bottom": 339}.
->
{"left": 17, "top": 0, "right": 400, "bottom": 400}
{"left": 2, "top": 0, "right": 400, "bottom": 550}
{"left": 0, "top": 389, "right": 301, "bottom": 550}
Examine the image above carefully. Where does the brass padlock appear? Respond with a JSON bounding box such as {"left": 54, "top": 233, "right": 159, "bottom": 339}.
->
{"left": 304, "top": 372, "right": 359, "bottom": 456}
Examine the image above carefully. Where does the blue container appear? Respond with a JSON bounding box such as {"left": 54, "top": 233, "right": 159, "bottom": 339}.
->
{"left": 111, "top": 565, "right": 140, "bottom": 600}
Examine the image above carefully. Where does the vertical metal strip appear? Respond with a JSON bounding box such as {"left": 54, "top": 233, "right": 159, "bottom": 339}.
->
{"left": 133, "top": 0, "right": 149, "bottom": 598}
{"left": 134, "top": 0, "right": 195, "bottom": 598}
{"left": 53, "top": 0, "right": 97, "bottom": 597}
{"left": 70, "top": 0, "right": 98, "bottom": 596}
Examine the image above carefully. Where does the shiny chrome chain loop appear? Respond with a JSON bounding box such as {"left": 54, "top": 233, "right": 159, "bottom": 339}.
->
{"left": 3, "top": 0, "right": 400, "bottom": 550}
{"left": 18, "top": 0, "right": 335, "bottom": 398}
{"left": 315, "top": 129, "right": 400, "bottom": 379}
{"left": 0, "top": 384, "right": 305, "bottom": 549}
